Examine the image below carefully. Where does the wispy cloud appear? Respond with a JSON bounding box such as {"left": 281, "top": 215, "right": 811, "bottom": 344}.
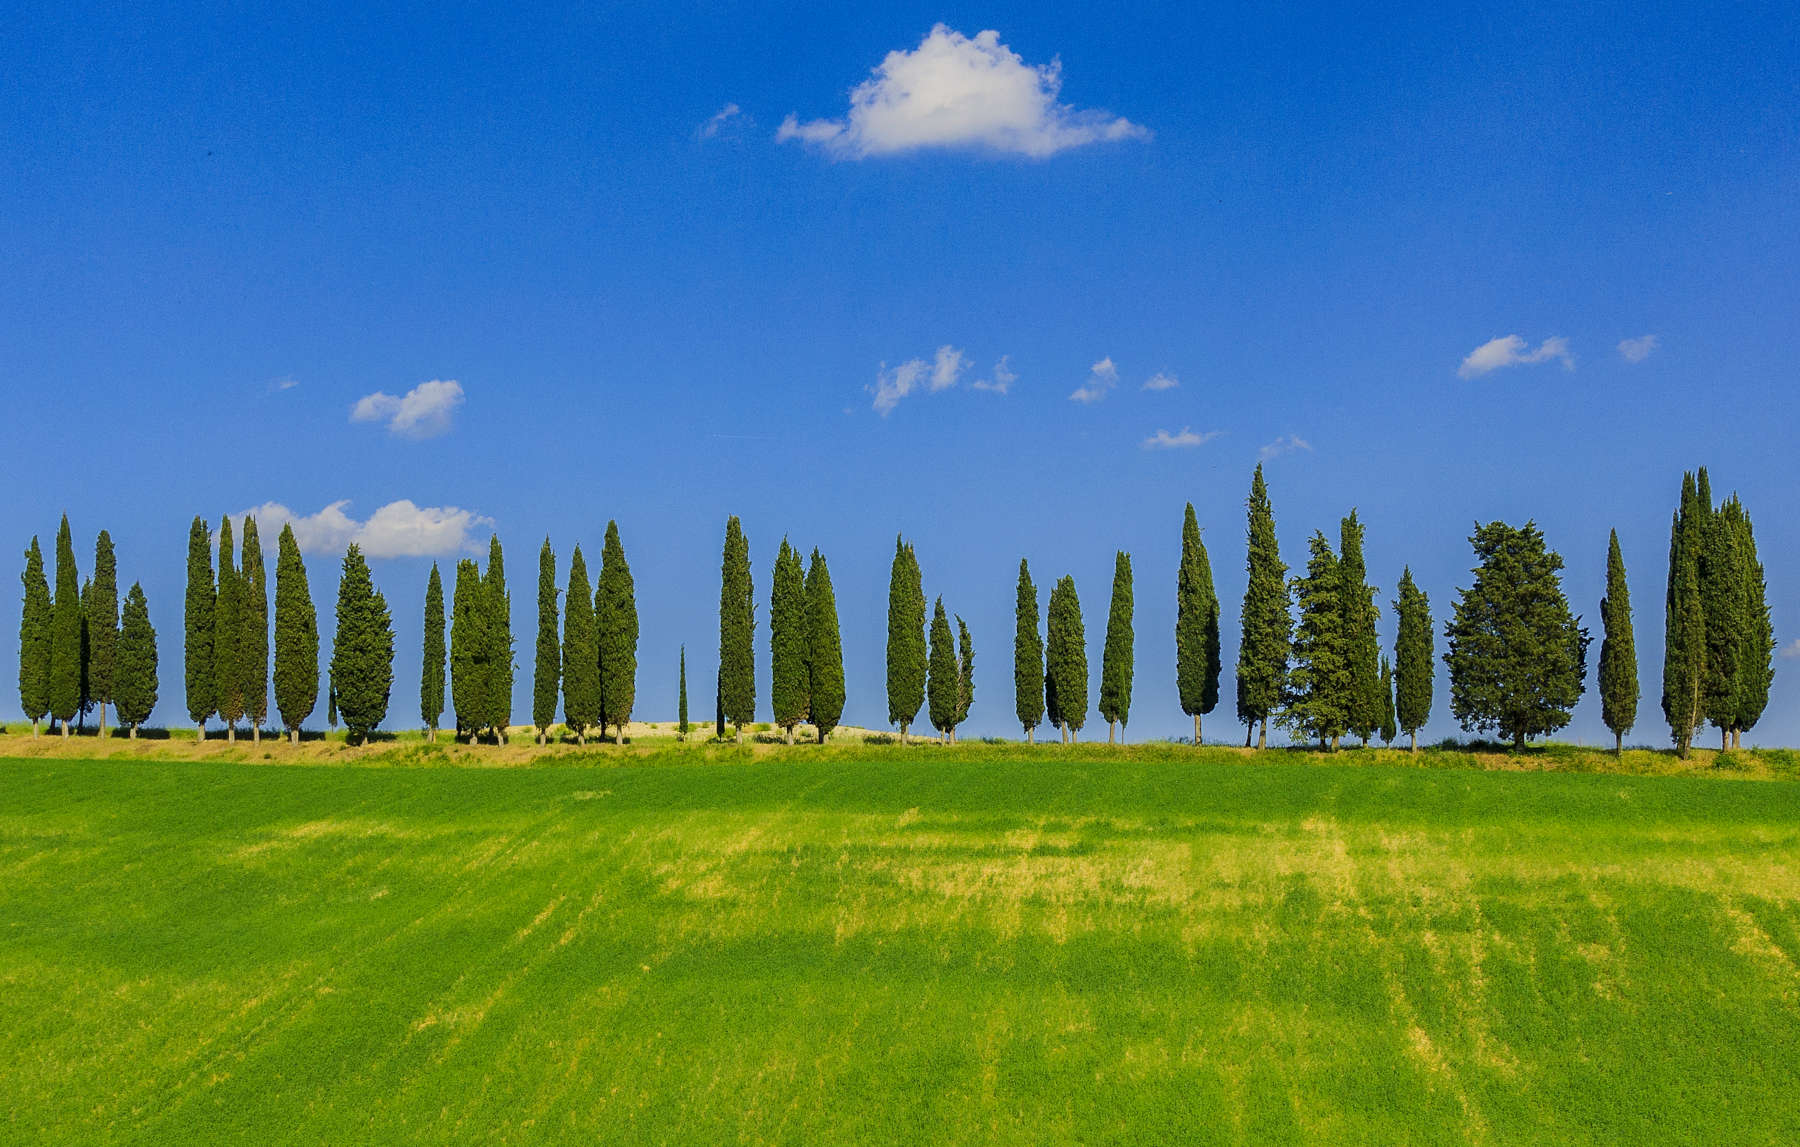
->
{"left": 1142, "top": 426, "right": 1221, "bottom": 450}
{"left": 1458, "top": 335, "right": 1574, "bottom": 379}
{"left": 930, "top": 345, "right": 966, "bottom": 392}
{"left": 697, "top": 103, "right": 745, "bottom": 140}
{"left": 240, "top": 499, "right": 493, "bottom": 559}
{"left": 1258, "top": 434, "right": 1312, "bottom": 462}
{"left": 267, "top": 377, "right": 300, "bottom": 393}
{"left": 1618, "top": 334, "right": 1659, "bottom": 363}
{"left": 1141, "top": 371, "right": 1179, "bottom": 392}
{"left": 871, "top": 346, "right": 982, "bottom": 414}
{"left": 777, "top": 25, "right": 1148, "bottom": 159}
{"left": 1781, "top": 639, "right": 1800, "bottom": 661}
{"left": 350, "top": 379, "right": 465, "bottom": 438}
{"left": 1069, "top": 356, "right": 1119, "bottom": 404}
{"left": 971, "top": 355, "right": 1016, "bottom": 395}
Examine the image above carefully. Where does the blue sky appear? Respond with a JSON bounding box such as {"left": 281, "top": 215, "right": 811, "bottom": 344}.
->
{"left": 4, "top": 3, "right": 1796, "bottom": 745}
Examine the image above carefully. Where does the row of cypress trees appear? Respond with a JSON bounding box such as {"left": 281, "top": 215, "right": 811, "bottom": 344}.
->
{"left": 715, "top": 518, "right": 846, "bottom": 744}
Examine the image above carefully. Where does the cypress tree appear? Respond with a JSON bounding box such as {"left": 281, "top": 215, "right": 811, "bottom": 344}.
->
{"left": 330, "top": 544, "right": 394, "bottom": 744}
{"left": 715, "top": 666, "right": 726, "bottom": 741}
{"left": 86, "top": 531, "right": 119, "bottom": 738}
{"left": 1392, "top": 567, "right": 1433, "bottom": 751}
{"left": 184, "top": 516, "right": 215, "bottom": 738}
{"left": 1597, "top": 529, "right": 1638, "bottom": 755}
{"left": 955, "top": 615, "right": 974, "bottom": 742}
{"left": 78, "top": 576, "right": 94, "bottom": 733}
{"left": 1661, "top": 473, "right": 1705, "bottom": 757}
{"left": 927, "top": 597, "right": 957, "bottom": 741}
{"left": 19, "top": 537, "right": 51, "bottom": 735}
{"left": 1013, "top": 559, "right": 1044, "bottom": 743}
{"left": 561, "top": 545, "right": 599, "bottom": 744}
{"left": 1445, "top": 521, "right": 1589, "bottom": 750}
{"left": 240, "top": 518, "right": 268, "bottom": 742}
{"left": 273, "top": 524, "right": 319, "bottom": 743}
{"left": 419, "top": 562, "right": 445, "bottom": 742}
{"left": 1175, "top": 504, "right": 1221, "bottom": 745}
{"left": 1379, "top": 657, "right": 1398, "bottom": 745}
{"left": 483, "top": 536, "right": 513, "bottom": 742}
{"left": 805, "top": 548, "right": 846, "bottom": 744}
{"left": 596, "top": 521, "right": 639, "bottom": 744}
{"left": 327, "top": 679, "right": 337, "bottom": 730}
{"left": 1099, "top": 550, "right": 1135, "bottom": 743}
{"left": 885, "top": 535, "right": 926, "bottom": 743}
{"left": 678, "top": 646, "right": 690, "bottom": 741}
{"left": 1339, "top": 511, "right": 1382, "bottom": 746}
{"left": 769, "top": 539, "right": 809, "bottom": 743}
{"left": 1047, "top": 575, "right": 1088, "bottom": 742}
{"left": 1732, "top": 503, "right": 1775, "bottom": 748}
{"left": 214, "top": 517, "right": 244, "bottom": 740}
{"left": 533, "top": 538, "right": 560, "bottom": 744}
{"left": 1237, "top": 465, "right": 1290, "bottom": 749}
{"left": 114, "top": 582, "right": 157, "bottom": 737}
{"left": 450, "top": 558, "right": 487, "bottom": 741}
{"left": 718, "top": 516, "right": 755, "bottom": 742}
{"left": 48, "top": 515, "right": 81, "bottom": 736}
{"left": 1283, "top": 532, "right": 1349, "bottom": 750}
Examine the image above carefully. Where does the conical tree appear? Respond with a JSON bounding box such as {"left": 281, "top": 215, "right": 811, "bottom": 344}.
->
{"left": 1379, "top": 657, "right": 1398, "bottom": 745}
{"left": 1392, "top": 567, "right": 1433, "bottom": 752}
{"left": 770, "top": 539, "right": 809, "bottom": 743}
{"left": 1732, "top": 503, "right": 1775, "bottom": 748}
{"left": 48, "top": 515, "right": 81, "bottom": 736}
{"left": 327, "top": 679, "right": 337, "bottom": 730}
{"left": 1598, "top": 529, "right": 1638, "bottom": 755}
{"left": 561, "top": 545, "right": 598, "bottom": 744}
{"left": 1237, "top": 465, "right": 1290, "bottom": 748}
{"left": 1047, "top": 575, "right": 1088, "bottom": 742}
{"left": 114, "top": 581, "right": 158, "bottom": 738}
{"left": 19, "top": 537, "right": 51, "bottom": 735}
{"left": 483, "top": 536, "right": 513, "bottom": 742}
{"left": 1339, "top": 511, "right": 1382, "bottom": 746}
{"left": 718, "top": 516, "right": 755, "bottom": 742}
{"left": 805, "top": 549, "right": 845, "bottom": 744}
{"left": 533, "top": 538, "right": 560, "bottom": 744}
{"left": 1099, "top": 550, "right": 1135, "bottom": 744}
{"left": 886, "top": 535, "right": 926, "bottom": 743}
{"left": 78, "top": 576, "right": 94, "bottom": 733}
{"left": 213, "top": 517, "right": 244, "bottom": 740}
{"left": 1282, "top": 532, "right": 1349, "bottom": 751}
{"left": 86, "top": 530, "right": 119, "bottom": 738}
{"left": 330, "top": 544, "right": 394, "bottom": 744}
{"left": 183, "top": 516, "right": 215, "bottom": 739}
{"left": 419, "top": 563, "right": 445, "bottom": 742}
{"left": 1661, "top": 473, "right": 1705, "bottom": 757}
{"left": 678, "top": 646, "right": 690, "bottom": 742}
{"left": 1175, "top": 504, "right": 1221, "bottom": 745}
{"left": 450, "top": 558, "right": 487, "bottom": 742}
{"left": 927, "top": 596, "right": 957, "bottom": 741}
{"left": 596, "top": 521, "right": 639, "bottom": 744}
{"left": 273, "top": 524, "right": 319, "bottom": 743}
{"left": 954, "top": 615, "right": 974, "bottom": 743}
{"left": 1013, "top": 560, "right": 1044, "bottom": 743}
{"left": 240, "top": 518, "right": 268, "bottom": 742}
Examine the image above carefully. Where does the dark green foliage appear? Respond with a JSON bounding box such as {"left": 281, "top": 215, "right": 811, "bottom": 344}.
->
{"left": 1099, "top": 551, "right": 1134, "bottom": 738}
{"left": 1013, "top": 560, "right": 1044, "bottom": 739}
{"left": 533, "top": 539, "right": 560, "bottom": 739}
{"left": 183, "top": 516, "right": 215, "bottom": 729}
{"left": 805, "top": 549, "right": 845, "bottom": 743}
{"left": 955, "top": 615, "right": 974, "bottom": 733}
{"left": 450, "top": 559, "right": 487, "bottom": 739}
{"left": 86, "top": 530, "right": 119, "bottom": 732}
{"left": 78, "top": 577, "right": 93, "bottom": 729}
{"left": 715, "top": 667, "right": 725, "bottom": 741}
{"left": 1338, "top": 511, "right": 1382, "bottom": 745}
{"left": 273, "top": 525, "right": 319, "bottom": 740}
{"left": 483, "top": 536, "right": 513, "bottom": 738}
{"left": 1046, "top": 575, "right": 1088, "bottom": 738}
{"left": 885, "top": 536, "right": 926, "bottom": 737}
{"left": 1282, "top": 532, "right": 1349, "bottom": 750}
{"left": 1236, "top": 465, "right": 1290, "bottom": 747}
{"left": 1700, "top": 488, "right": 1745, "bottom": 740}
{"left": 1379, "top": 657, "right": 1397, "bottom": 745}
{"left": 213, "top": 517, "right": 244, "bottom": 732}
{"left": 718, "top": 517, "right": 755, "bottom": 736}
{"left": 48, "top": 515, "right": 81, "bottom": 731}
{"left": 330, "top": 545, "right": 393, "bottom": 743}
{"left": 1444, "top": 521, "right": 1590, "bottom": 749}
{"left": 327, "top": 680, "right": 336, "bottom": 729}
{"left": 19, "top": 536, "right": 51, "bottom": 730}
{"left": 1732, "top": 504, "right": 1775, "bottom": 740}
{"left": 1598, "top": 530, "right": 1638, "bottom": 752}
{"left": 561, "top": 546, "right": 599, "bottom": 742}
{"left": 769, "top": 538, "right": 809, "bottom": 738}
{"left": 419, "top": 563, "right": 445, "bottom": 738}
{"left": 678, "top": 646, "right": 689, "bottom": 740}
{"left": 927, "top": 597, "right": 957, "bottom": 737}
{"left": 1661, "top": 473, "right": 1706, "bottom": 756}
{"left": 113, "top": 582, "right": 157, "bottom": 734}
{"left": 1175, "top": 504, "right": 1221, "bottom": 742}
{"left": 240, "top": 519, "right": 268, "bottom": 734}
{"left": 596, "top": 521, "right": 639, "bottom": 739}
{"left": 1392, "top": 567, "right": 1433, "bottom": 750}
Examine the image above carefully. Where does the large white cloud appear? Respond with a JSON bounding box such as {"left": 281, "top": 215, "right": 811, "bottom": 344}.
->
{"left": 971, "top": 355, "right": 1016, "bottom": 394}
{"left": 871, "top": 345, "right": 976, "bottom": 415}
{"left": 240, "top": 500, "right": 493, "bottom": 559}
{"left": 778, "top": 25, "right": 1148, "bottom": 159}
{"left": 1069, "top": 356, "right": 1119, "bottom": 404}
{"left": 350, "top": 379, "right": 465, "bottom": 438}
{"left": 1457, "top": 336, "right": 1573, "bottom": 379}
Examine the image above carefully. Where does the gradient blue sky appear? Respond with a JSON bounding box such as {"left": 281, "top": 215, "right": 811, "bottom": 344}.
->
{"left": 5, "top": 3, "right": 1796, "bottom": 744}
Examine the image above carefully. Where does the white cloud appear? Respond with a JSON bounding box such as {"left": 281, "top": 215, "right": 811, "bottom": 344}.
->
{"left": 1142, "top": 426, "right": 1221, "bottom": 450}
{"left": 1142, "top": 370, "right": 1179, "bottom": 392}
{"left": 1618, "top": 334, "right": 1659, "bottom": 363}
{"left": 1457, "top": 335, "right": 1574, "bottom": 379}
{"left": 697, "top": 103, "right": 744, "bottom": 139}
{"left": 268, "top": 377, "right": 299, "bottom": 393}
{"left": 1069, "top": 356, "right": 1119, "bottom": 404}
{"left": 930, "top": 345, "right": 966, "bottom": 392}
{"left": 971, "top": 355, "right": 1016, "bottom": 394}
{"left": 871, "top": 358, "right": 931, "bottom": 416}
{"left": 777, "top": 25, "right": 1148, "bottom": 159}
{"left": 1258, "top": 434, "right": 1312, "bottom": 462}
{"left": 1780, "top": 639, "right": 1800, "bottom": 661}
{"left": 240, "top": 500, "right": 493, "bottom": 559}
{"left": 350, "top": 379, "right": 465, "bottom": 438}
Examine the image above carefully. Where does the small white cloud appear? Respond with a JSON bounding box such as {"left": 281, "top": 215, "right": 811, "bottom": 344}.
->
{"left": 1142, "top": 426, "right": 1221, "bottom": 450}
{"left": 1141, "top": 371, "right": 1179, "bottom": 392}
{"left": 697, "top": 103, "right": 744, "bottom": 139}
{"left": 268, "top": 377, "right": 299, "bottom": 393}
{"left": 930, "top": 345, "right": 966, "bottom": 392}
{"left": 971, "top": 355, "right": 1016, "bottom": 394}
{"left": 871, "top": 359, "right": 930, "bottom": 416}
{"left": 1780, "top": 639, "right": 1800, "bottom": 660}
{"left": 351, "top": 379, "right": 465, "bottom": 438}
{"left": 1458, "top": 335, "right": 1574, "bottom": 379}
{"left": 1070, "top": 356, "right": 1119, "bottom": 404}
{"left": 1618, "top": 334, "right": 1659, "bottom": 363}
{"left": 778, "top": 25, "right": 1148, "bottom": 159}
{"left": 1258, "top": 434, "right": 1312, "bottom": 462}
{"left": 241, "top": 500, "right": 493, "bottom": 559}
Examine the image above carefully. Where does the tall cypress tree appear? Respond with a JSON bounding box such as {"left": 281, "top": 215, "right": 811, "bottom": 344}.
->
{"left": 805, "top": 548, "right": 845, "bottom": 744}
{"left": 1339, "top": 511, "right": 1382, "bottom": 746}
{"left": 273, "top": 524, "right": 319, "bottom": 743}
{"left": 48, "top": 515, "right": 81, "bottom": 736}
{"left": 1732, "top": 503, "right": 1775, "bottom": 748}
{"left": 240, "top": 518, "right": 268, "bottom": 742}
{"left": 1013, "top": 559, "right": 1044, "bottom": 743}
{"left": 214, "top": 517, "right": 244, "bottom": 740}
{"left": 483, "top": 536, "right": 513, "bottom": 742}
{"left": 927, "top": 596, "right": 957, "bottom": 741}
{"left": 184, "top": 516, "right": 215, "bottom": 739}
{"left": 1598, "top": 529, "right": 1638, "bottom": 755}
{"left": 330, "top": 544, "right": 394, "bottom": 744}
{"left": 1046, "top": 575, "right": 1088, "bottom": 742}
{"left": 955, "top": 614, "right": 974, "bottom": 742}
{"left": 769, "top": 539, "right": 809, "bottom": 743}
{"left": 420, "top": 563, "right": 445, "bottom": 742}
{"left": 1379, "top": 657, "right": 1398, "bottom": 745}
{"left": 1237, "top": 465, "right": 1290, "bottom": 748}
{"left": 718, "top": 516, "right": 755, "bottom": 742}
{"left": 1099, "top": 550, "right": 1135, "bottom": 743}
{"left": 1392, "top": 567, "right": 1433, "bottom": 751}
{"left": 19, "top": 537, "right": 51, "bottom": 735}
{"left": 678, "top": 646, "right": 690, "bottom": 742}
{"left": 78, "top": 576, "right": 94, "bottom": 732}
{"left": 1175, "top": 504, "right": 1221, "bottom": 745}
{"left": 1661, "top": 473, "right": 1705, "bottom": 757}
{"left": 561, "top": 545, "right": 599, "bottom": 744}
{"left": 1283, "top": 532, "right": 1349, "bottom": 751}
{"left": 596, "top": 521, "right": 639, "bottom": 744}
{"left": 86, "top": 531, "right": 119, "bottom": 738}
{"left": 886, "top": 535, "right": 926, "bottom": 743}
{"left": 114, "top": 582, "right": 158, "bottom": 738}
{"left": 450, "top": 558, "right": 487, "bottom": 742}
{"left": 533, "top": 538, "right": 560, "bottom": 744}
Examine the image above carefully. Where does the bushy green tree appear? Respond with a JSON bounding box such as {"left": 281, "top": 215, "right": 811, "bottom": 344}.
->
{"left": 805, "top": 549, "right": 845, "bottom": 744}
{"left": 1379, "top": 657, "right": 1397, "bottom": 745}
{"left": 596, "top": 521, "right": 638, "bottom": 743}
{"left": 533, "top": 538, "right": 560, "bottom": 743}
{"left": 886, "top": 535, "right": 926, "bottom": 743}
{"left": 1661, "top": 473, "right": 1706, "bottom": 757}
{"left": 718, "top": 517, "right": 755, "bottom": 741}
{"left": 769, "top": 538, "right": 809, "bottom": 743}
{"left": 927, "top": 596, "right": 957, "bottom": 741}
{"left": 419, "top": 563, "right": 445, "bottom": 742}
{"left": 240, "top": 518, "right": 268, "bottom": 741}
{"left": 450, "top": 558, "right": 487, "bottom": 741}
{"left": 114, "top": 581, "right": 158, "bottom": 737}
{"left": 1392, "top": 567, "right": 1433, "bottom": 751}
{"left": 273, "top": 525, "right": 319, "bottom": 743}
{"left": 48, "top": 515, "right": 81, "bottom": 736}
{"left": 1338, "top": 511, "right": 1382, "bottom": 746}
{"left": 1099, "top": 550, "right": 1135, "bottom": 743}
{"left": 1282, "top": 532, "right": 1349, "bottom": 750}
{"left": 561, "top": 546, "right": 598, "bottom": 744}
{"left": 1047, "top": 575, "right": 1088, "bottom": 742}
{"left": 483, "top": 536, "right": 513, "bottom": 742}
{"left": 86, "top": 531, "right": 119, "bottom": 738}
{"left": 184, "top": 516, "right": 215, "bottom": 738}
{"left": 213, "top": 517, "right": 244, "bottom": 740}
{"left": 1013, "top": 560, "right": 1044, "bottom": 743}
{"left": 19, "top": 536, "right": 51, "bottom": 735}
{"left": 955, "top": 615, "right": 974, "bottom": 741}
{"left": 1598, "top": 529, "right": 1637, "bottom": 754}
{"left": 1445, "top": 521, "right": 1589, "bottom": 749}
{"left": 1175, "top": 504, "right": 1221, "bottom": 745}
{"left": 330, "top": 544, "right": 393, "bottom": 744}
{"left": 1237, "top": 465, "right": 1290, "bottom": 748}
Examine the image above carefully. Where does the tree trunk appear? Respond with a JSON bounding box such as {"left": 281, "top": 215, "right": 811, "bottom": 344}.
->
{"left": 577, "top": 730, "right": 586, "bottom": 746}
{"left": 252, "top": 723, "right": 260, "bottom": 745}
{"left": 99, "top": 703, "right": 108, "bottom": 741}
{"left": 785, "top": 726, "right": 794, "bottom": 745}
{"left": 31, "top": 718, "right": 38, "bottom": 737}
{"left": 1410, "top": 731, "right": 1417, "bottom": 753}
{"left": 1615, "top": 731, "right": 1623, "bottom": 756}
{"left": 130, "top": 724, "right": 139, "bottom": 740}
{"left": 227, "top": 723, "right": 236, "bottom": 743}
{"left": 1734, "top": 729, "right": 1742, "bottom": 750}
{"left": 1722, "top": 728, "right": 1729, "bottom": 752}
{"left": 900, "top": 723, "right": 908, "bottom": 746}
{"left": 736, "top": 726, "right": 744, "bottom": 745}
{"left": 1514, "top": 729, "right": 1525, "bottom": 751}
{"left": 1194, "top": 713, "right": 1201, "bottom": 746}
{"left": 1108, "top": 721, "right": 1116, "bottom": 745}
{"left": 1246, "top": 724, "right": 1253, "bottom": 748}
{"left": 1026, "top": 726, "right": 1034, "bottom": 745}
{"left": 1258, "top": 719, "right": 1268, "bottom": 751}
{"left": 1060, "top": 721, "right": 1068, "bottom": 745}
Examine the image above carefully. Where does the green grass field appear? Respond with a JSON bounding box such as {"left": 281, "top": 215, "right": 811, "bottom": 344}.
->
{"left": 5, "top": 747, "right": 1800, "bottom": 1143}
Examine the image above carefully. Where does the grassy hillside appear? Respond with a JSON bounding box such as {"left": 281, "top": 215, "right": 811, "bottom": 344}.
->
{"left": 4, "top": 751, "right": 1799, "bottom": 1143}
